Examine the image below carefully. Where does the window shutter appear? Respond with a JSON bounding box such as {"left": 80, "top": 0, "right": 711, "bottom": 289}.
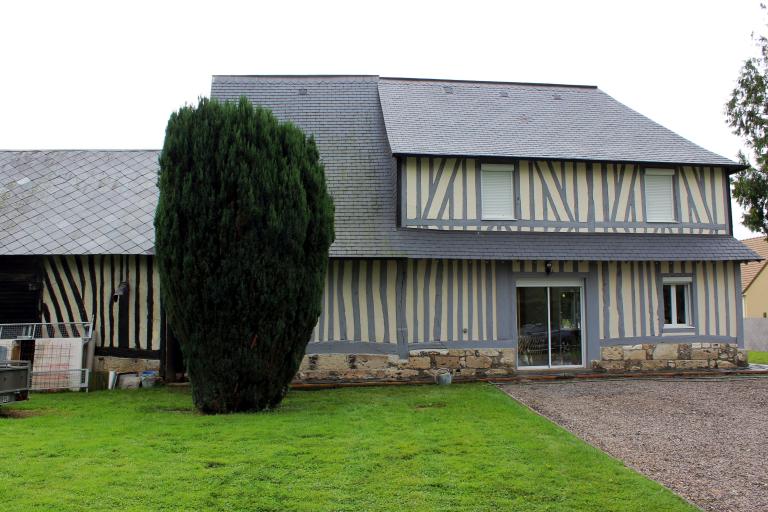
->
{"left": 481, "top": 164, "right": 514, "bottom": 219}
{"left": 645, "top": 169, "right": 675, "bottom": 222}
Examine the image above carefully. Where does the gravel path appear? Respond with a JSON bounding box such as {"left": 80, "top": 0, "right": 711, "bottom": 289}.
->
{"left": 501, "top": 378, "right": 768, "bottom": 512}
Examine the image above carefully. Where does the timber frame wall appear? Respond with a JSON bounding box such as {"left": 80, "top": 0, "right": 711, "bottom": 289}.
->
{"left": 32, "top": 254, "right": 743, "bottom": 366}
{"left": 307, "top": 258, "right": 743, "bottom": 365}
{"left": 400, "top": 157, "right": 731, "bottom": 234}
{"left": 40, "top": 255, "right": 163, "bottom": 358}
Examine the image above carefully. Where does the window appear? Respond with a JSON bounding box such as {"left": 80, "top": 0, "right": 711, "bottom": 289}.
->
{"left": 645, "top": 168, "right": 676, "bottom": 222}
{"left": 481, "top": 163, "right": 515, "bottom": 219}
{"left": 662, "top": 277, "right": 692, "bottom": 328}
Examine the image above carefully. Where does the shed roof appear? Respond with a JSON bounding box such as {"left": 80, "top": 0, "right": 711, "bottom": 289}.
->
{"left": 0, "top": 150, "right": 158, "bottom": 255}
{"left": 378, "top": 77, "right": 740, "bottom": 168}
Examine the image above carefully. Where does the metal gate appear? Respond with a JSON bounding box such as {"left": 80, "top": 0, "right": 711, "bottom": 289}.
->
{"left": 0, "top": 322, "right": 92, "bottom": 391}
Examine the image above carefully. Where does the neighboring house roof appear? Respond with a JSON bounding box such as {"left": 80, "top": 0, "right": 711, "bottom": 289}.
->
{"left": 0, "top": 150, "right": 159, "bottom": 255}
{"left": 0, "top": 75, "right": 758, "bottom": 262}
{"left": 378, "top": 77, "right": 741, "bottom": 168}
{"left": 740, "top": 236, "right": 768, "bottom": 291}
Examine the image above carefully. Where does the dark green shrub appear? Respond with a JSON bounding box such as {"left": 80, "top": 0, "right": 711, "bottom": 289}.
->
{"left": 155, "top": 97, "right": 334, "bottom": 413}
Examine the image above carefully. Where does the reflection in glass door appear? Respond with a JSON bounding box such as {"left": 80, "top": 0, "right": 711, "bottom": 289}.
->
{"left": 517, "top": 283, "right": 583, "bottom": 368}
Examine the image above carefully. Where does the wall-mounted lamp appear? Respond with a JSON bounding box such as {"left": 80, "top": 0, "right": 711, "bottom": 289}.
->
{"left": 113, "top": 281, "right": 129, "bottom": 303}
{"left": 545, "top": 261, "right": 552, "bottom": 275}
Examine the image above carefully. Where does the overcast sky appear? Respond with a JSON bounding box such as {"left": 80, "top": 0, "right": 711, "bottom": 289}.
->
{"left": 1, "top": 0, "right": 764, "bottom": 238}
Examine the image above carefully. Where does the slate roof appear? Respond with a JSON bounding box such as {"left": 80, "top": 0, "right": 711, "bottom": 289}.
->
{"left": 0, "top": 150, "right": 159, "bottom": 254}
{"left": 740, "top": 236, "right": 768, "bottom": 291}
{"left": 211, "top": 75, "right": 397, "bottom": 259}
{"left": 0, "top": 75, "right": 757, "bottom": 262}
{"left": 393, "top": 230, "right": 760, "bottom": 262}
{"left": 378, "top": 77, "right": 741, "bottom": 167}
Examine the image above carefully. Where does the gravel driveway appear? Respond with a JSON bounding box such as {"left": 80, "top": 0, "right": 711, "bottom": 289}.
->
{"left": 501, "top": 377, "right": 768, "bottom": 512}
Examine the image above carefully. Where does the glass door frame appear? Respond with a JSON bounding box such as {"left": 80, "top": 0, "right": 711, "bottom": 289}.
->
{"left": 515, "top": 278, "right": 586, "bottom": 370}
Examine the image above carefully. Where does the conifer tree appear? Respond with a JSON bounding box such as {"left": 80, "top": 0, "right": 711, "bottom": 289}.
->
{"left": 155, "top": 97, "right": 334, "bottom": 413}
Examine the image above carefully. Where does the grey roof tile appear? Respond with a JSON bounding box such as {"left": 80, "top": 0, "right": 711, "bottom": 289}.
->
{"left": 0, "top": 150, "right": 159, "bottom": 255}
{"left": 390, "top": 230, "right": 760, "bottom": 262}
{"left": 377, "top": 78, "right": 739, "bottom": 167}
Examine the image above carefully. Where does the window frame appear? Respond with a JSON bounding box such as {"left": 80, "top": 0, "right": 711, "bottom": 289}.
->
{"left": 644, "top": 168, "right": 677, "bottom": 224}
{"left": 661, "top": 276, "right": 694, "bottom": 330}
{"left": 480, "top": 163, "right": 516, "bottom": 221}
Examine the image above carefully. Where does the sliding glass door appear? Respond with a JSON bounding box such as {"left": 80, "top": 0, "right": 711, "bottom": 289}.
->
{"left": 517, "top": 281, "right": 583, "bottom": 368}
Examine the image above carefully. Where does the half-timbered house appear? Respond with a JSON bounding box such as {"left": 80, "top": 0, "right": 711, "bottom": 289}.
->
{"left": 0, "top": 76, "right": 759, "bottom": 382}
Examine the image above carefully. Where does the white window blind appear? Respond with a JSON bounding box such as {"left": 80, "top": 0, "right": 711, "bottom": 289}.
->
{"left": 481, "top": 164, "right": 514, "bottom": 219}
{"left": 645, "top": 169, "right": 675, "bottom": 223}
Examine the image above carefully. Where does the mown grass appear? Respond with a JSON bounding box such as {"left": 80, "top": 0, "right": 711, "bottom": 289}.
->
{"left": 749, "top": 350, "right": 768, "bottom": 364}
{"left": 0, "top": 384, "right": 695, "bottom": 511}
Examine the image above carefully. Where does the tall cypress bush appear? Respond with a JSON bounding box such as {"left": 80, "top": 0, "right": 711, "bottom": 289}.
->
{"left": 154, "top": 97, "right": 334, "bottom": 413}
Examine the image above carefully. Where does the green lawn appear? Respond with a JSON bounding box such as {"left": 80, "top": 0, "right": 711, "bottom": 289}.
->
{"left": 749, "top": 351, "right": 768, "bottom": 364}
{"left": 0, "top": 384, "right": 694, "bottom": 511}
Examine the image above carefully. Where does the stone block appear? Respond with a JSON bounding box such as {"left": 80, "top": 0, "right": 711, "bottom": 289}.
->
{"left": 314, "top": 354, "right": 349, "bottom": 371}
{"left": 499, "top": 349, "right": 517, "bottom": 365}
{"left": 354, "top": 355, "right": 390, "bottom": 369}
{"left": 299, "top": 370, "right": 336, "bottom": 381}
{"left": 339, "top": 369, "right": 375, "bottom": 380}
{"left": 476, "top": 349, "right": 500, "bottom": 357}
{"left": 434, "top": 355, "right": 461, "bottom": 368}
{"left": 641, "top": 360, "right": 668, "bottom": 370}
{"left": 483, "top": 368, "right": 515, "bottom": 376}
{"left": 676, "top": 360, "right": 709, "bottom": 369}
{"left": 409, "top": 349, "right": 446, "bottom": 356}
{"left": 601, "top": 346, "right": 624, "bottom": 361}
{"left": 448, "top": 349, "right": 471, "bottom": 357}
{"left": 405, "top": 356, "right": 432, "bottom": 370}
{"left": 465, "top": 355, "right": 493, "bottom": 369}
{"left": 623, "top": 348, "right": 647, "bottom": 361}
{"left": 383, "top": 368, "right": 420, "bottom": 379}
{"left": 652, "top": 343, "right": 679, "bottom": 360}
{"left": 600, "top": 360, "right": 626, "bottom": 372}
{"left": 692, "top": 348, "right": 718, "bottom": 360}
{"left": 717, "top": 361, "right": 737, "bottom": 369}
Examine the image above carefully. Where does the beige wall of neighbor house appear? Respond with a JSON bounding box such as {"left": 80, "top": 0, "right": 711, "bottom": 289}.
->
{"left": 741, "top": 237, "right": 768, "bottom": 318}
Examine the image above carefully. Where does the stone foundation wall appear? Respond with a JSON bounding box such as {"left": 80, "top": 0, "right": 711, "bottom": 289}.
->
{"left": 593, "top": 342, "right": 748, "bottom": 372}
{"left": 92, "top": 355, "right": 160, "bottom": 373}
{"left": 294, "top": 348, "right": 517, "bottom": 384}
{"left": 88, "top": 342, "right": 749, "bottom": 386}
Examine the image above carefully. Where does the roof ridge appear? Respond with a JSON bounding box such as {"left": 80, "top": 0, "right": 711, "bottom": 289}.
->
{"left": 0, "top": 149, "right": 160, "bottom": 153}
{"left": 213, "top": 74, "right": 378, "bottom": 80}
{"left": 380, "top": 76, "right": 598, "bottom": 89}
